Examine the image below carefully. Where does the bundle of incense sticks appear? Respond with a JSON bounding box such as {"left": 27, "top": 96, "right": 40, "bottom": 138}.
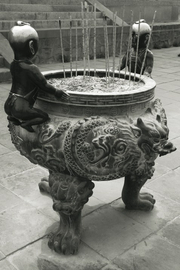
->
{"left": 58, "top": 2, "right": 156, "bottom": 86}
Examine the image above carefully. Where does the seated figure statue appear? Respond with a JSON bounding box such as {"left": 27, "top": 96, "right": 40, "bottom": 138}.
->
{"left": 117, "top": 19, "right": 154, "bottom": 77}
{"left": 4, "top": 21, "right": 69, "bottom": 132}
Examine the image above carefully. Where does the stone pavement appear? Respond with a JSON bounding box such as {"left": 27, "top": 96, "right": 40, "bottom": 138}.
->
{"left": 0, "top": 47, "right": 180, "bottom": 270}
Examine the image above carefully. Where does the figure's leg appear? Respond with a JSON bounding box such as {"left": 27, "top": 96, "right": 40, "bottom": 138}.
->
{"left": 122, "top": 165, "right": 155, "bottom": 211}
{"left": 7, "top": 116, "right": 21, "bottom": 126}
{"left": 20, "top": 108, "right": 50, "bottom": 132}
{"left": 46, "top": 173, "right": 94, "bottom": 255}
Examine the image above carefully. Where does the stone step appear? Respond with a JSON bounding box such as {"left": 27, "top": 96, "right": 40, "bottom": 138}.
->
{"left": 0, "top": 3, "right": 81, "bottom": 12}
{"left": 0, "top": 18, "right": 113, "bottom": 31}
{"left": 0, "top": 11, "right": 102, "bottom": 21}
{"left": 0, "top": 0, "right": 82, "bottom": 4}
{"left": 0, "top": 67, "right": 11, "bottom": 83}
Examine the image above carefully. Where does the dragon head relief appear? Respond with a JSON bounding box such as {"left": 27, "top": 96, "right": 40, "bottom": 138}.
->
{"left": 136, "top": 114, "right": 176, "bottom": 157}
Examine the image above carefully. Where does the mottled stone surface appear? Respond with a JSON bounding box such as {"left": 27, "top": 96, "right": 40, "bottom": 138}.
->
{"left": 82, "top": 204, "right": 152, "bottom": 260}
{"left": 0, "top": 259, "right": 17, "bottom": 270}
{"left": 38, "top": 238, "right": 108, "bottom": 270}
{"left": 111, "top": 189, "right": 180, "bottom": 232}
{"left": 0, "top": 202, "right": 53, "bottom": 255}
{"left": 113, "top": 235, "right": 180, "bottom": 270}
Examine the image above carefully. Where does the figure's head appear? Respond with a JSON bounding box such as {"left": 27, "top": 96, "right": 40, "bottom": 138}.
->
{"left": 132, "top": 19, "right": 151, "bottom": 49}
{"left": 8, "top": 21, "right": 39, "bottom": 60}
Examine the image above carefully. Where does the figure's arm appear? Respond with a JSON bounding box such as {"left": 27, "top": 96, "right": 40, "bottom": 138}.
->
{"left": 116, "top": 54, "right": 127, "bottom": 70}
{"left": 29, "top": 65, "right": 69, "bottom": 101}
{"left": 144, "top": 50, "right": 154, "bottom": 77}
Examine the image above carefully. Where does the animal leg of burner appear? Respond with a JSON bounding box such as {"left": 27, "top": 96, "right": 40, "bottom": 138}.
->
{"left": 47, "top": 172, "right": 94, "bottom": 255}
{"left": 122, "top": 164, "right": 156, "bottom": 211}
{"left": 39, "top": 177, "right": 50, "bottom": 194}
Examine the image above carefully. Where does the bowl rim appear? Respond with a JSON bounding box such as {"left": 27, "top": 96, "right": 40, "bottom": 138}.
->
{"left": 42, "top": 69, "right": 156, "bottom": 97}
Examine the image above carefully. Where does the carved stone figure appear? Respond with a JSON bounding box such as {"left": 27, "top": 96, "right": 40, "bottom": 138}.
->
{"left": 118, "top": 19, "right": 154, "bottom": 77}
{"left": 4, "top": 21, "right": 69, "bottom": 133}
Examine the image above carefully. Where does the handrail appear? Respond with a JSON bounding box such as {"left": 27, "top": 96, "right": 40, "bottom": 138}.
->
{"left": 86, "top": 0, "right": 128, "bottom": 26}
{"left": 0, "top": 33, "right": 13, "bottom": 64}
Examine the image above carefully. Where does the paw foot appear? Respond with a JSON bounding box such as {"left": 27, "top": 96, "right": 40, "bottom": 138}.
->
{"left": 48, "top": 231, "right": 80, "bottom": 255}
{"left": 125, "top": 192, "right": 156, "bottom": 211}
{"left": 38, "top": 177, "right": 50, "bottom": 194}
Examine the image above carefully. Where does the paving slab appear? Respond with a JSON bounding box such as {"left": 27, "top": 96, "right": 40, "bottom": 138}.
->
{"left": 0, "top": 132, "right": 16, "bottom": 151}
{"left": 0, "top": 143, "right": 12, "bottom": 155}
{"left": 0, "top": 151, "right": 35, "bottom": 179}
{"left": 150, "top": 162, "right": 171, "bottom": 181}
{"left": 82, "top": 204, "right": 152, "bottom": 260}
{"left": 0, "top": 184, "right": 22, "bottom": 213}
{"left": 113, "top": 234, "right": 180, "bottom": 270}
{"left": 8, "top": 240, "right": 44, "bottom": 270}
{"left": 147, "top": 169, "right": 180, "bottom": 203}
{"left": 38, "top": 237, "right": 108, "bottom": 270}
{"left": 0, "top": 259, "right": 17, "bottom": 270}
{"left": 92, "top": 178, "right": 124, "bottom": 204}
{"left": 0, "top": 250, "right": 5, "bottom": 260}
{"left": 82, "top": 195, "right": 104, "bottom": 217}
{"left": 159, "top": 216, "right": 180, "bottom": 248}
{"left": 101, "top": 263, "right": 122, "bottom": 270}
{"left": 0, "top": 201, "right": 54, "bottom": 255}
{"left": 111, "top": 189, "right": 180, "bottom": 232}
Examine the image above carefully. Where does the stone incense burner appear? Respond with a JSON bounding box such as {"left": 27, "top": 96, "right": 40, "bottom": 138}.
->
{"left": 8, "top": 69, "right": 176, "bottom": 255}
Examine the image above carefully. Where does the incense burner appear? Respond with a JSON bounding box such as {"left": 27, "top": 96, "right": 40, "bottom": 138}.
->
{"left": 8, "top": 69, "right": 176, "bottom": 255}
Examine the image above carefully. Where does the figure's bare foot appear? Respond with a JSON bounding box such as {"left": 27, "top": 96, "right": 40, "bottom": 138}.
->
{"left": 125, "top": 192, "right": 155, "bottom": 211}
{"left": 7, "top": 116, "right": 21, "bottom": 126}
{"left": 21, "top": 122, "right": 35, "bottom": 132}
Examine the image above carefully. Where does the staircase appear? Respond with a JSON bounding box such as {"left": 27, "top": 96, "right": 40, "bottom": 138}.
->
{"left": 0, "top": 0, "right": 128, "bottom": 82}
{"left": 0, "top": 0, "right": 125, "bottom": 31}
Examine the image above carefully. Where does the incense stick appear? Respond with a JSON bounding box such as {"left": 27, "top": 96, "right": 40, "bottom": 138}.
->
{"left": 81, "top": 2, "right": 86, "bottom": 79}
{"left": 58, "top": 17, "right": 66, "bottom": 78}
{"left": 86, "top": 4, "right": 90, "bottom": 76}
{"left": 118, "top": 7, "right": 125, "bottom": 78}
{"left": 112, "top": 12, "right": 117, "bottom": 85}
{"left": 124, "top": 22, "right": 131, "bottom": 81}
{"left": 93, "top": 2, "right": 97, "bottom": 76}
{"left": 75, "top": 20, "right": 78, "bottom": 77}
{"left": 69, "top": 15, "right": 73, "bottom": 78}
{"left": 139, "top": 10, "right": 157, "bottom": 79}
{"left": 105, "top": 16, "right": 110, "bottom": 82}
{"left": 103, "top": 14, "right": 108, "bottom": 85}
{"left": 128, "top": 10, "right": 133, "bottom": 84}
{"left": 134, "top": 12, "right": 141, "bottom": 82}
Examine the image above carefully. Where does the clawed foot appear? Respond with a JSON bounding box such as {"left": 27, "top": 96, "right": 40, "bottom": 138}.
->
{"left": 125, "top": 192, "right": 156, "bottom": 211}
{"left": 48, "top": 226, "right": 80, "bottom": 255}
{"left": 39, "top": 177, "right": 50, "bottom": 194}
